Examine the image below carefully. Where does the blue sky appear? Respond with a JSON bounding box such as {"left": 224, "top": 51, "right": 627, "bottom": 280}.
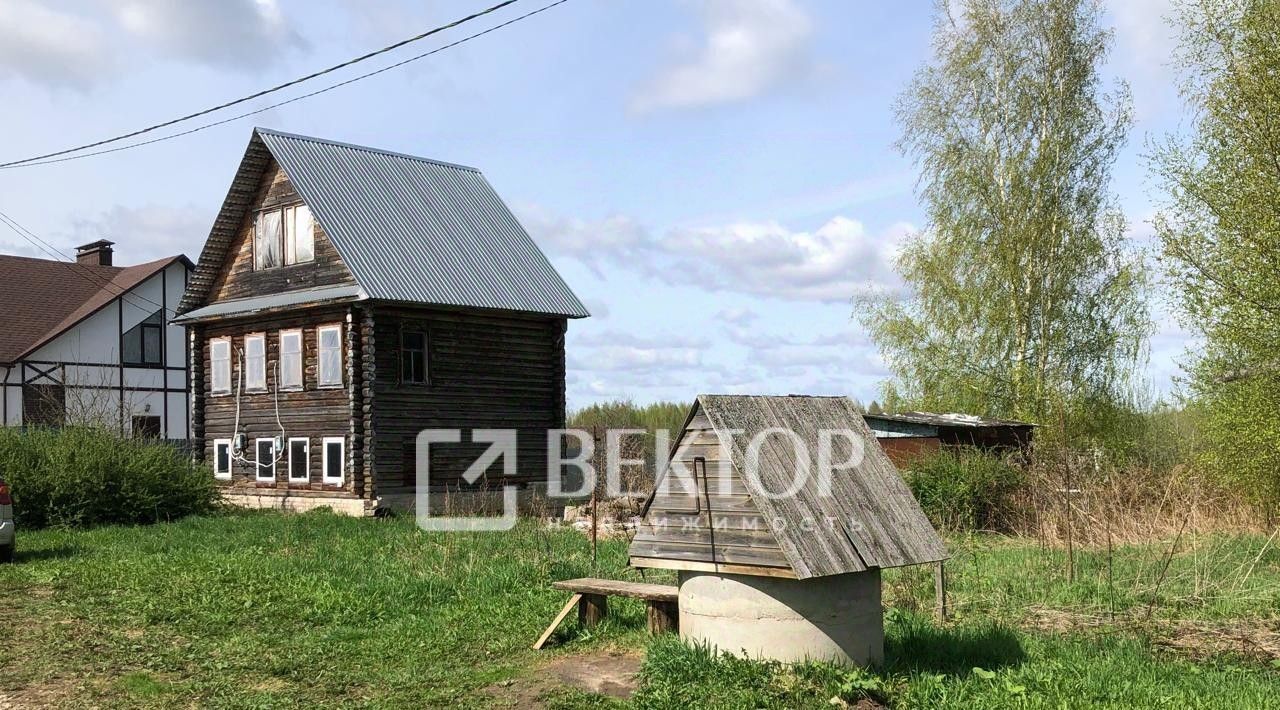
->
{"left": 0, "top": 0, "right": 1189, "bottom": 410}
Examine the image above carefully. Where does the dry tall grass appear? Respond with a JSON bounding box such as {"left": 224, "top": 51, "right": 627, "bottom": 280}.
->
{"left": 1011, "top": 446, "right": 1266, "bottom": 548}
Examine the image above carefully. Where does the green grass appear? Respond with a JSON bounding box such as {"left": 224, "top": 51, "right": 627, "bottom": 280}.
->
{"left": 884, "top": 532, "right": 1280, "bottom": 623}
{"left": 1, "top": 511, "right": 1277, "bottom": 708}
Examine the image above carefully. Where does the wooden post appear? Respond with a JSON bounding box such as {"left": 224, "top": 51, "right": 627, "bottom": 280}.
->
{"left": 578, "top": 593, "right": 607, "bottom": 628}
{"left": 590, "top": 424, "right": 600, "bottom": 565}
{"left": 646, "top": 600, "right": 678, "bottom": 634}
{"left": 934, "top": 560, "right": 948, "bottom": 621}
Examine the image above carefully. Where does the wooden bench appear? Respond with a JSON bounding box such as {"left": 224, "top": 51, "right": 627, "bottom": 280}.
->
{"left": 533, "top": 577, "right": 679, "bottom": 649}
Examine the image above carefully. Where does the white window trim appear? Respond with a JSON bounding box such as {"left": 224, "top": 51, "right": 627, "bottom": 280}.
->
{"left": 316, "top": 324, "right": 344, "bottom": 389}
{"left": 255, "top": 438, "right": 276, "bottom": 482}
{"left": 283, "top": 204, "right": 315, "bottom": 266}
{"left": 322, "top": 436, "right": 345, "bottom": 486}
{"left": 287, "top": 437, "right": 310, "bottom": 483}
{"left": 244, "top": 333, "right": 267, "bottom": 393}
{"left": 213, "top": 439, "right": 232, "bottom": 480}
{"left": 278, "top": 329, "right": 303, "bottom": 391}
{"left": 210, "top": 337, "right": 231, "bottom": 396}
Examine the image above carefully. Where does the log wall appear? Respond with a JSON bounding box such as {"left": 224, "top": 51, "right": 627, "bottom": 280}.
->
{"left": 368, "top": 305, "right": 567, "bottom": 497}
{"left": 200, "top": 306, "right": 357, "bottom": 495}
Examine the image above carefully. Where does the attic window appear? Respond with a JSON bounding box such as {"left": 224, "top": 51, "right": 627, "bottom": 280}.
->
{"left": 255, "top": 204, "right": 313, "bottom": 270}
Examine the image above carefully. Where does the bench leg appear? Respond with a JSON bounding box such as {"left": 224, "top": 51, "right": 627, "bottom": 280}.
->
{"left": 578, "top": 593, "right": 608, "bottom": 628}
{"left": 533, "top": 593, "right": 582, "bottom": 650}
{"left": 646, "top": 600, "right": 678, "bottom": 635}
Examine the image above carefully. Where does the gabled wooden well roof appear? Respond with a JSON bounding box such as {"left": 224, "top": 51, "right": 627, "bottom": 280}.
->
{"left": 178, "top": 128, "right": 588, "bottom": 319}
{"left": 632, "top": 395, "right": 947, "bottom": 579}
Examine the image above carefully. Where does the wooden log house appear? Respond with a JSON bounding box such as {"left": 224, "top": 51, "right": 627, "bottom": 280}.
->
{"left": 174, "top": 128, "right": 588, "bottom": 515}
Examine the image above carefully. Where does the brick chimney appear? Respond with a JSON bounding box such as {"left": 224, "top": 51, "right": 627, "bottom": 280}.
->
{"left": 75, "top": 239, "right": 114, "bottom": 266}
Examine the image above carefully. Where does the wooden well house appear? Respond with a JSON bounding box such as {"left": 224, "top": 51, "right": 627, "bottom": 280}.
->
{"left": 628, "top": 394, "right": 947, "bottom": 665}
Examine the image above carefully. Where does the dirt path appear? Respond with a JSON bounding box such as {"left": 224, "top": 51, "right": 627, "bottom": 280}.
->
{"left": 483, "top": 647, "right": 643, "bottom": 707}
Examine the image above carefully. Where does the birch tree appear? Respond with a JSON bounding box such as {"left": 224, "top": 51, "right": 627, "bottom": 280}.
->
{"left": 861, "top": 0, "right": 1149, "bottom": 429}
{"left": 1151, "top": 0, "right": 1280, "bottom": 507}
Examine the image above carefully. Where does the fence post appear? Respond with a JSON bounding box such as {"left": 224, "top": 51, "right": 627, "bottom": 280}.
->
{"left": 934, "top": 560, "right": 948, "bottom": 621}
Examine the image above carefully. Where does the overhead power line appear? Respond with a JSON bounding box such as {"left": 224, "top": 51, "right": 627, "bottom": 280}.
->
{"left": 0, "top": 0, "right": 526, "bottom": 169}
{"left": 3, "top": 0, "right": 571, "bottom": 169}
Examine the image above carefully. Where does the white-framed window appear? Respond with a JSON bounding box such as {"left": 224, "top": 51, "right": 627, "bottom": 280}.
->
{"left": 317, "top": 324, "right": 343, "bottom": 388}
{"left": 213, "top": 439, "right": 232, "bottom": 480}
{"left": 287, "top": 437, "right": 309, "bottom": 483}
{"left": 244, "top": 333, "right": 266, "bottom": 392}
{"left": 255, "top": 204, "right": 314, "bottom": 270}
{"left": 255, "top": 438, "right": 276, "bottom": 482}
{"left": 284, "top": 204, "right": 315, "bottom": 266}
{"left": 210, "top": 338, "right": 231, "bottom": 395}
{"left": 322, "top": 436, "right": 345, "bottom": 485}
{"left": 279, "top": 329, "right": 303, "bottom": 390}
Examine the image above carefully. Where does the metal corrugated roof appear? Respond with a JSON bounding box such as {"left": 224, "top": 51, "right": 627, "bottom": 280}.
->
{"left": 172, "top": 284, "right": 365, "bottom": 324}
{"left": 254, "top": 128, "right": 588, "bottom": 318}
{"left": 863, "top": 411, "right": 1036, "bottom": 429}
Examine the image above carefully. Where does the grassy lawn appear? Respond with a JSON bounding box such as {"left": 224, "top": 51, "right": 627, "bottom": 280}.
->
{"left": 1, "top": 511, "right": 1278, "bottom": 708}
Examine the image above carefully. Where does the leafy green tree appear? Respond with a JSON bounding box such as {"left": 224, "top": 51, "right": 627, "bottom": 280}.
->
{"left": 1151, "top": 0, "right": 1280, "bottom": 508}
{"left": 862, "top": 0, "right": 1150, "bottom": 432}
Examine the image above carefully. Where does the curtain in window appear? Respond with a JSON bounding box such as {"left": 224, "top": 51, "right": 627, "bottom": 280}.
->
{"left": 279, "top": 331, "right": 302, "bottom": 389}
{"left": 255, "top": 211, "right": 282, "bottom": 269}
{"left": 285, "top": 205, "right": 314, "bottom": 265}
{"left": 210, "top": 339, "right": 231, "bottom": 394}
{"left": 245, "top": 336, "right": 266, "bottom": 391}
{"left": 318, "top": 326, "right": 342, "bottom": 386}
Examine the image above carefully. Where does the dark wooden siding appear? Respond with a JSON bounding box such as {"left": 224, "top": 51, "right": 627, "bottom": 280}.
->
{"left": 201, "top": 306, "right": 356, "bottom": 494}
{"left": 630, "top": 407, "right": 792, "bottom": 572}
{"left": 207, "top": 158, "right": 355, "bottom": 303}
{"left": 876, "top": 436, "right": 941, "bottom": 469}
{"left": 368, "top": 304, "right": 566, "bottom": 496}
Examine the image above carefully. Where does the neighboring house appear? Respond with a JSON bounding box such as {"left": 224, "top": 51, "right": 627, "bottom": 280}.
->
{"left": 862, "top": 411, "right": 1035, "bottom": 467}
{"left": 0, "top": 241, "right": 193, "bottom": 438}
{"left": 174, "top": 128, "right": 588, "bottom": 516}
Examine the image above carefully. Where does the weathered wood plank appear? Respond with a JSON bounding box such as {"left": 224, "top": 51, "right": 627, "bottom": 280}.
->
{"left": 551, "top": 578, "right": 677, "bottom": 602}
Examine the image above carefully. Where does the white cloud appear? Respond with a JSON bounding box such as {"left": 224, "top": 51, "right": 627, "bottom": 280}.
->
{"left": 527, "top": 206, "right": 912, "bottom": 304}
{"left": 69, "top": 203, "right": 211, "bottom": 264}
{"left": 632, "top": 0, "right": 815, "bottom": 112}
{"left": 0, "top": 1, "right": 114, "bottom": 89}
{"left": 519, "top": 205, "right": 652, "bottom": 278}
{"left": 665, "top": 216, "right": 909, "bottom": 302}
{"left": 0, "top": 0, "right": 305, "bottom": 90}
{"left": 111, "top": 0, "right": 306, "bottom": 71}
{"left": 715, "top": 306, "right": 758, "bottom": 326}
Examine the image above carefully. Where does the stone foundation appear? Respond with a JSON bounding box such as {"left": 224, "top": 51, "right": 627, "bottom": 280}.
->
{"left": 677, "top": 569, "right": 884, "bottom": 666}
{"left": 222, "top": 491, "right": 374, "bottom": 517}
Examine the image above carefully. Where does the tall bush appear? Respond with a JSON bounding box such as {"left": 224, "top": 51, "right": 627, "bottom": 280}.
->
{"left": 0, "top": 427, "right": 218, "bottom": 529}
{"left": 902, "top": 448, "right": 1024, "bottom": 532}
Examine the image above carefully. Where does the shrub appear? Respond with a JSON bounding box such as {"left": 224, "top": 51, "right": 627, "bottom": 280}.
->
{"left": 0, "top": 427, "right": 218, "bottom": 529}
{"left": 903, "top": 448, "right": 1024, "bottom": 532}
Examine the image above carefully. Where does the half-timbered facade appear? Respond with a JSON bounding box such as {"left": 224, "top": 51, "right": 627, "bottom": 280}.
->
{"left": 0, "top": 241, "right": 192, "bottom": 439}
{"left": 175, "top": 128, "right": 587, "bottom": 515}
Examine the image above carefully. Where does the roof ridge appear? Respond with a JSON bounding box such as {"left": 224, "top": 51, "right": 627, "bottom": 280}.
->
{"left": 0, "top": 252, "right": 122, "bottom": 270}
{"left": 254, "top": 127, "right": 481, "bottom": 173}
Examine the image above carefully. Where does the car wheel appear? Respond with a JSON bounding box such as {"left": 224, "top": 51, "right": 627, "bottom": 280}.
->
{"left": 0, "top": 544, "right": 12, "bottom": 563}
